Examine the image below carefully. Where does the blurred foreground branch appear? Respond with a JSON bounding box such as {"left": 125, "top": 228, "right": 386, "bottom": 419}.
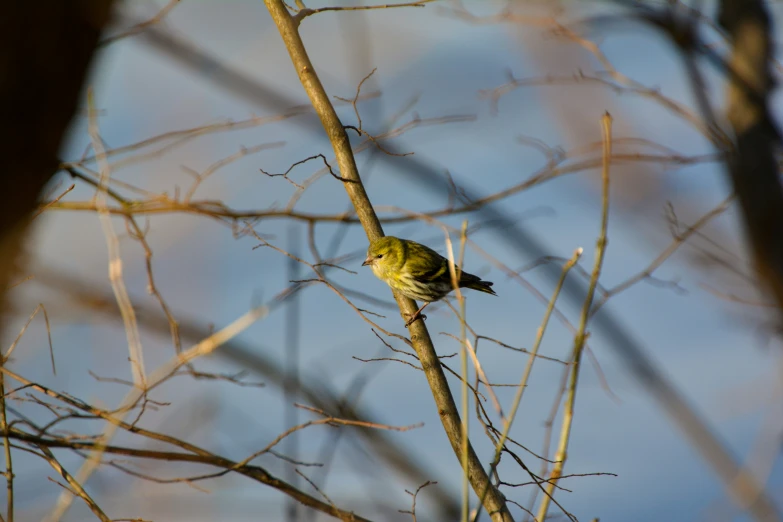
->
{"left": 0, "top": 0, "right": 112, "bottom": 350}
{"left": 718, "top": 0, "right": 783, "bottom": 319}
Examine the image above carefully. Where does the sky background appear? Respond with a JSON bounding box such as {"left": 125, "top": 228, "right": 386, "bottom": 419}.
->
{"left": 6, "top": 1, "right": 783, "bottom": 521}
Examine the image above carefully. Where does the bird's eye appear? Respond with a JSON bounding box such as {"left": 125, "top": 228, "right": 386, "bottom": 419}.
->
{"left": 377, "top": 254, "right": 383, "bottom": 259}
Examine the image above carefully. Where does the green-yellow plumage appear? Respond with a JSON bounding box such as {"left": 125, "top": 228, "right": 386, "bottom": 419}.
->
{"left": 362, "top": 236, "right": 496, "bottom": 325}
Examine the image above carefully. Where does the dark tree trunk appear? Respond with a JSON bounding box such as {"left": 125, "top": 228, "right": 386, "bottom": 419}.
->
{"left": 0, "top": 1, "right": 113, "bottom": 330}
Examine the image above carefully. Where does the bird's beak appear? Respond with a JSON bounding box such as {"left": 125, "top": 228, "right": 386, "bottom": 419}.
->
{"left": 362, "top": 255, "right": 373, "bottom": 267}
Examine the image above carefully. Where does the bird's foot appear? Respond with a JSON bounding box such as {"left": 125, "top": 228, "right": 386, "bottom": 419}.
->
{"left": 404, "top": 313, "right": 427, "bottom": 328}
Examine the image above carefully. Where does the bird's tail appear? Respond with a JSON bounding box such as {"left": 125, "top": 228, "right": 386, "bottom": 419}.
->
{"left": 460, "top": 273, "right": 497, "bottom": 296}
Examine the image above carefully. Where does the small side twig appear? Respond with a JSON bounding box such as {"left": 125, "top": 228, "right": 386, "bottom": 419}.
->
{"left": 399, "top": 480, "right": 437, "bottom": 522}
{"left": 260, "top": 153, "right": 354, "bottom": 187}
{"left": 334, "top": 67, "right": 377, "bottom": 131}
{"left": 5, "top": 304, "right": 56, "bottom": 375}
{"left": 292, "top": 1, "right": 434, "bottom": 26}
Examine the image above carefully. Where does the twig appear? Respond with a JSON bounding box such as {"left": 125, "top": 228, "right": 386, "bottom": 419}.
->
{"left": 260, "top": 153, "right": 352, "bottom": 189}
{"left": 443, "top": 225, "right": 470, "bottom": 522}
{"left": 399, "top": 480, "right": 437, "bottom": 522}
{"left": 294, "top": 403, "right": 424, "bottom": 432}
{"left": 32, "top": 184, "right": 75, "bottom": 220}
{"left": 333, "top": 68, "right": 377, "bottom": 131}
{"left": 592, "top": 196, "right": 734, "bottom": 315}
{"left": 124, "top": 215, "right": 183, "bottom": 354}
{"left": 440, "top": 317, "right": 503, "bottom": 418}
{"left": 87, "top": 88, "right": 146, "bottom": 388}
{"left": 5, "top": 304, "right": 55, "bottom": 376}
{"left": 292, "top": 1, "right": 435, "bottom": 26}
{"left": 500, "top": 471, "right": 617, "bottom": 489}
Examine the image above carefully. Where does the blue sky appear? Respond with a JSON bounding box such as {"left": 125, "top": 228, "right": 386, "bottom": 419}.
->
{"left": 8, "top": 1, "right": 783, "bottom": 521}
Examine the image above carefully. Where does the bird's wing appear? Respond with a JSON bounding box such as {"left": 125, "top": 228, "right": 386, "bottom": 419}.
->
{"left": 403, "top": 240, "right": 494, "bottom": 294}
{"left": 404, "top": 241, "right": 451, "bottom": 283}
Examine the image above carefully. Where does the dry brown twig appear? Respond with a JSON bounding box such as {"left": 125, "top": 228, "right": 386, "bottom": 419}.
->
{"left": 334, "top": 67, "right": 378, "bottom": 132}
{"left": 5, "top": 303, "right": 55, "bottom": 375}
{"left": 87, "top": 89, "right": 146, "bottom": 387}
{"left": 260, "top": 153, "right": 352, "bottom": 191}
{"left": 399, "top": 480, "right": 437, "bottom": 522}
{"left": 291, "top": 1, "right": 435, "bottom": 26}
{"left": 123, "top": 214, "right": 183, "bottom": 353}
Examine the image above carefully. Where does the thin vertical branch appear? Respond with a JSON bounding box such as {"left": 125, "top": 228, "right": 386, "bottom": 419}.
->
{"left": 537, "top": 112, "right": 613, "bottom": 522}
{"left": 458, "top": 335, "right": 502, "bottom": 418}
{"left": 261, "top": 2, "right": 513, "bottom": 520}
{"left": 718, "top": 0, "right": 783, "bottom": 315}
{"left": 510, "top": 248, "right": 582, "bottom": 430}
{"left": 284, "top": 225, "right": 301, "bottom": 522}
{"left": 0, "top": 359, "right": 11, "bottom": 522}
{"left": 444, "top": 223, "right": 470, "bottom": 522}
{"left": 125, "top": 216, "right": 182, "bottom": 354}
{"left": 86, "top": 89, "right": 146, "bottom": 387}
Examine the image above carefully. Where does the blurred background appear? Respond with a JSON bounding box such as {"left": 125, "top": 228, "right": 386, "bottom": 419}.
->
{"left": 4, "top": 1, "right": 783, "bottom": 521}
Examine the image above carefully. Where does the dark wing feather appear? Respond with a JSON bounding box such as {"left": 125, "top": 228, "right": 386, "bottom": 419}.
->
{"left": 404, "top": 240, "right": 450, "bottom": 283}
{"left": 403, "top": 240, "right": 497, "bottom": 296}
{"left": 459, "top": 271, "right": 497, "bottom": 296}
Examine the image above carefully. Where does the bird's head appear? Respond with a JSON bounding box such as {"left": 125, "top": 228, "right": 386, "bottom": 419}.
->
{"left": 362, "top": 236, "right": 403, "bottom": 276}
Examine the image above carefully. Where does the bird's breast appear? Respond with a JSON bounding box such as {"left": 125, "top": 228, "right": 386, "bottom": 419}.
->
{"left": 370, "top": 263, "right": 385, "bottom": 280}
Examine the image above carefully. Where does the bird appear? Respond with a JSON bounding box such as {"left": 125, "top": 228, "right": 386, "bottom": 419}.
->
{"left": 362, "top": 235, "right": 496, "bottom": 327}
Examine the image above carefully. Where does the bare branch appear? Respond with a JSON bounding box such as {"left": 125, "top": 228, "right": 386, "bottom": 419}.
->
{"left": 100, "top": 0, "right": 181, "bottom": 47}
{"left": 293, "top": 1, "right": 435, "bottom": 26}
